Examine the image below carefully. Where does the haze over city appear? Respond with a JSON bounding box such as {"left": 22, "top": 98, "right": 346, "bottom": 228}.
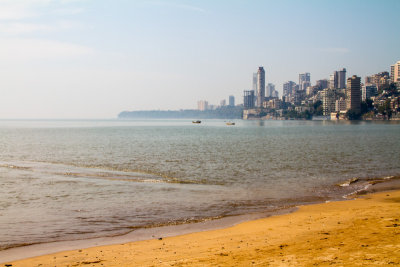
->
{"left": 0, "top": 0, "right": 399, "bottom": 119}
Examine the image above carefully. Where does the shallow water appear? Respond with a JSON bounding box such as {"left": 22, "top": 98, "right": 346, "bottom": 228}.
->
{"left": 0, "top": 119, "right": 399, "bottom": 250}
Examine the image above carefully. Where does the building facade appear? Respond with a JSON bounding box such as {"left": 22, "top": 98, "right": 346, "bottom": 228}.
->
{"left": 283, "top": 81, "right": 296, "bottom": 96}
{"left": 229, "top": 95, "right": 235, "bottom": 107}
{"left": 266, "top": 83, "right": 275, "bottom": 97}
{"left": 256, "top": 67, "right": 265, "bottom": 107}
{"left": 329, "top": 74, "right": 336, "bottom": 89}
{"left": 391, "top": 65, "right": 395, "bottom": 83}
{"left": 197, "top": 100, "right": 208, "bottom": 111}
{"left": 316, "top": 79, "right": 329, "bottom": 90}
{"left": 271, "top": 89, "right": 279, "bottom": 98}
{"left": 365, "top": 72, "right": 390, "bottom": 89}
{"left": 252, "top": 73, "right": 257, "bottom": 91}
{"left": 346, "top": 75, "right": 361, "bottom": 113}
{"left": 322, "top": 88, "right": 336, "bottom": 115}
{"left": 335, "top": 98, "right": 347, "bottom": 112}
{"left": 299, "top": 72, "right": 311, "bottom": 91}
{"left": 337, "top": 68, "right": 347, "bottom": 89}
{"left": 391, "top": 61, "right": 400, "bottom": 83}
{"left": 330, "top": 68, "right": 346, "bottom": 89}
{"left": 243, "top": 90, "right": 255, "bottom": 109}
{"left": 362, "top": 85, "right": 377, "bottom": 101}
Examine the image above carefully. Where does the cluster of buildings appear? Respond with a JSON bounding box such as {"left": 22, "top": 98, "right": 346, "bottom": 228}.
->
{"left": 243, "top": 66, "right": 280, "bottom": 113}
{"left": 197, "top": 95, "right": 235, "bottom": 111}
{"left": 243, "top": 60, "right": 400, "bottom": 120}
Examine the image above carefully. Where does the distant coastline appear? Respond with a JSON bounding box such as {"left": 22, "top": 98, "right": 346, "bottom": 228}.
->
{"left": 118, "top": 106, "right": 243, "bottom": 119}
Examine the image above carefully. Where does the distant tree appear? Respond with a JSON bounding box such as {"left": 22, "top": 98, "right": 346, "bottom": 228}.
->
{"left": 377, "top": 99, "right": 392, "bottom": 119}
{"left": 302, "top": 110, "right": 312, "bottom": 120}
{"left": 313, "top": 100, "right": 322, "bottom": 110}
{"left": 360, "top": 101, "right": 368, "bottom": 115}
{"left": 312, "top": 100, "right": 323, "bottom": 116}
{"left": 346, "top": 109, "right": 361, "bottom": 120}
{"left": 365, "top": 98, "right": 374, "bottom": 110}
{"left": 259, "top": 110, "right": 268, "bottom": 117}
{"left": 378, "top": 83, "right": 398, "bottom": 96}
{"left": 118, "top": 106, "right": 244, "bottom": 119}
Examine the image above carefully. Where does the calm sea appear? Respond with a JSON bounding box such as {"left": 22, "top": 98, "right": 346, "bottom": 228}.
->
{"left": 0, "top": 119, "right": 399, "bottom": 250}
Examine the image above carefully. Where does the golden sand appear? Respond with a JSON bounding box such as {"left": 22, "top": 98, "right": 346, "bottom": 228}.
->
{"left": 5, "top": 190, "right": 400, "bottom": 266}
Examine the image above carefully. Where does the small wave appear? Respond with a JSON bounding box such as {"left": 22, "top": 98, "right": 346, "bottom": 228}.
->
{"left": 341, "top": 175, "right": 400, "bottom": 199}
{"left": 342, "top": 184, "right": 372, "bottom": 199}
{"left": 366, "top": 175, "right": 399, "bottom": 185}
{"left": 0, "top": 164, "right": 31, "bottom": 171}
{"left": 0, "top": 160, "right": 214, "bottom": 186}
{"left": 337, "top": 175, "right": 399, "bottom": 188}
{"left": 338, "top": 177, "right": 359, "bottom": 187}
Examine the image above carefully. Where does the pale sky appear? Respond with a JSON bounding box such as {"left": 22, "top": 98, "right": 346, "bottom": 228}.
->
{"left": 0, "top": 0, "right": 399, "bottom": 118}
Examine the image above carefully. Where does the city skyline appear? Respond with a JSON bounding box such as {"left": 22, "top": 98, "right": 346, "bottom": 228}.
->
{"left": 0, "top": 0, "right": 399, "bottom": 118}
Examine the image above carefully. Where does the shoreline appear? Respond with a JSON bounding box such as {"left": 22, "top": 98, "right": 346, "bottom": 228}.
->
{"left": 0, "top": 206, "right": 298, "bottom": 263}
{"left": 0, "top": 169, "right": 398, "bottom": 255}
{"left": 1, "top": 179, "right": 400, "bottom": 265}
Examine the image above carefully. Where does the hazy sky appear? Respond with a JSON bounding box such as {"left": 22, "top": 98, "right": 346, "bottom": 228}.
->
{"left": 0, "top": 0, "right": 399, "bottom": 118}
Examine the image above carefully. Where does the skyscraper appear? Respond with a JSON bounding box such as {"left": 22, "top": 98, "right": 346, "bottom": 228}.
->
{"left": 252, "top": 73, "right": 257, "bottom": 91}
{"left": 331, "top": 68, "right": 346, "bottom": 89}
{"left": 256, "top": 67, "right": 265, "bottom": 107}
{"left": 197, "top": 100, "right": 208, "bottom": 111}
{"left": 299, "top": 73, "right": 311, "bottom": 90}
{"left": 266, "top": 83, "right": 275, "bottom": 97}
{"left": 346, "top": 75, "right": 361, "bottom": 113}
{"left": 243, "top": 90, "right": 255, "bottom": 109}
{"left": 283, "top": 81, "right": 296, "bottom": 96}
{"left": 337, "top": 68, "right": 347, "bottom": 89}
{"left": 329, "top": 74, "right": 336, "bottom": 89}
{"left": 229, "top": 95, "right": 235, "bottom": 107}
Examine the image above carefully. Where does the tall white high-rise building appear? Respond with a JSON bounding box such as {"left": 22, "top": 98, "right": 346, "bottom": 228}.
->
{"left": 256, "top": 66, "right": 265, "bottom": 107}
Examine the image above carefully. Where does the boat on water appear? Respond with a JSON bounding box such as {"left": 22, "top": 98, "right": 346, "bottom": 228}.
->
{"left": 192, "top": 120, "right": 201, "bottom": 124}
{"left": 226, "top": 122, "right": 235, "bottom": 126}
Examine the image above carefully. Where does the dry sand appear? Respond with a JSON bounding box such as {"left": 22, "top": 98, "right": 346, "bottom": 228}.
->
{"left": 3, "top": 190, "right": 400, "bottom": 266}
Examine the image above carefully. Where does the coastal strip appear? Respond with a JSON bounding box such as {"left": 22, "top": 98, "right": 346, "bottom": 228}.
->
{"left": 3, "top": 189, "right": 400, "bottom": 266}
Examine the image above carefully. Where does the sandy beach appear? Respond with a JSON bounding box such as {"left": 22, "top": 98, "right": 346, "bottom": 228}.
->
{"left": 2, "top": 189, "right": 399, "bottom": 266}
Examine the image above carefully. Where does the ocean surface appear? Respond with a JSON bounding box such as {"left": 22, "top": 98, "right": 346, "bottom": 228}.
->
{"left": 0, "top": 119, "right": 399, "bottom": 250}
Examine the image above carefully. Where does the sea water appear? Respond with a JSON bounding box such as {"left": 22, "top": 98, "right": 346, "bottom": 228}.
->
{"left": 0, "top": 119, "right": 399, "bottom": 250}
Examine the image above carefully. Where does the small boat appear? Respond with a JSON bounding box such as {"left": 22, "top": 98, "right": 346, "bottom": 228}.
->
{"left": 226, "top": 122, "right": 235, "bottom": 126}
{"left": 192, "top": 120, "right": 201, "bottom": 124}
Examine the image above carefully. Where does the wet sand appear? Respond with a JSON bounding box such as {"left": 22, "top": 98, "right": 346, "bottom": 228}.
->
{"left": 3, "top": 189, "right": 400, "bottom": 266}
